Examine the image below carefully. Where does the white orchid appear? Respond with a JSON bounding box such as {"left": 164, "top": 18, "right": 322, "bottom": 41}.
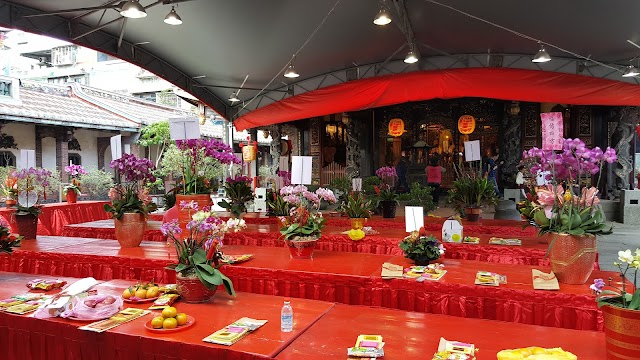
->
{"left": 618, "top": 249, "right": 634, "bottom": 264}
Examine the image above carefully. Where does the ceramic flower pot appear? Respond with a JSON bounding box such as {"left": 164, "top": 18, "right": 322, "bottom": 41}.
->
{"left": 285, "top": 237, "right": 319, "bottom": 259}
{"left": 176, "top": 273, "right": 217, "bottom": 303}
{"left": 5, "top": 199, "right": 16, "bottom": 207}
{"left": 114, "top": 212, "right": 146, "bottom": 248}
{"left": 350, "top": 218, "right": 367, "bottom": 230}
{"left": 465, "top": 207, "right": 482, "bottom": 222}
{"left": 413, "top": 257, "right": 431, "bottom": 266}
{"left": 548, "top": 233, "right": 596, "bottom": 284}
{"left": 176, "top": 194, "right": 213, "bottom": 240}
{"left": 602, "top": 305, "right": 640, "bottom": 360}
{"left": 380, "top": 201, "right": 397, "bottom": 218}
{"left": 65, "top": 191, "right": 78, "bottom": 204}
{"left": 13, "top": 213, "right": 38, "bottom": 240}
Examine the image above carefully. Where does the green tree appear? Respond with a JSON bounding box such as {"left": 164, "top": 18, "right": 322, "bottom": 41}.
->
{"left": 137, "top": 121, "right": 171, "bottom": 167}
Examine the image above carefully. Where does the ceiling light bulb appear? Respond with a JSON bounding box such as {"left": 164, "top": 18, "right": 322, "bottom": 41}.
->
{"left": 164, "top": 7, "right": 182, "bottom": 25}
{"left": 623, "top": 65, "right": 640, "bottom": 77}
{"left": 229, "top": 92, "right": 240, "bottom": 102}
{"left": 373, "top": 8, "right": 392, "bottom": 26}
{"left": 284, "top": 64, "right": 299, "bottom": 78}
{"left": 532, "top": 44, "right": 551, "bottom": 63}
{"left": 120, "top": 0, "right": 147, "bottom": 18}
{"left": 404, "top": 50, "right": 419, "bottom": 64}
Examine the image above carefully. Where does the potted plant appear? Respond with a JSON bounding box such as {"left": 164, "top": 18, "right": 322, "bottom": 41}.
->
{"left": 447, "top": 173, "right": 497, "bottom": 221}
{"left": 0, "top": 217, "right": 22, "bottom": 254}
{"left": 279, "top": 185, "right": 336, "bottom": 259}
{"left": 399, "top": 227, "right": 445, "bottom": 265}
{"left": 11, "top": 167, "right": 52, "bottom": 240}
{"left": 339, "top": 192, "right": 374, "bottom": 230}
{"left": 405, "top": 182, "right": 437, "bottom": 213}
{"left": 2, "top": 171, "right": 17, "bottom": 207}
{"left": 520, "top": 138, "right": 616, "bottom": 284}
{"left": 267, "top": 192, "right": 292, "bottom": 228}
{"left": 104, "top": 154, "right": 158, "bottom": 248}
{"left": 63, "top": 164, "right": 87, "bottom": 203}
{"left": 161, "top": 202, "right": 246, "bottom": 302}
{"left": 218, "top": 175, "right": 255, "bottom": 218}
{"left": 375, "top": 166, "right": 398, "bottom": 218}
{"left": 590, "top": 249, "right": 640, "bottom": 358}
{"left": 77, "top": 168, "right": 113, "bottom": 200}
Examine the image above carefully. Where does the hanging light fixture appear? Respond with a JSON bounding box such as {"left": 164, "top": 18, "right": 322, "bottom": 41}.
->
{"left": 120, "top": 0, "right": 147, "bottom": 18}
{"left": 284, "top": 56, "right": 300, "bottom": 78}
{"left": 229, "top": 92, "right": 240, "bottom": 102}
{"left": 622, "top": 64, "right": 640, "bottom": 77}
{"left": 164, "top": 6, "right": 183, "bottom": 25}
{"left": 404, "top": 46, "right": 419, "bottom": 64}
{"left": 532, "top": 42, "right": 551, "bottom": 63}
{"left": 373, "top": 7, "right": 392, "bottom": 25}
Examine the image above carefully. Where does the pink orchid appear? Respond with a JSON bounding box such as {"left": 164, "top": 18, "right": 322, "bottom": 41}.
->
{"left": 579, "top": 187, "right": 600, "bottom": 207}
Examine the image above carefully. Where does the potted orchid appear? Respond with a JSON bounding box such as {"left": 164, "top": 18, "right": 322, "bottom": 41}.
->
{"left": 399, "top": 227, "right": 445, "bottom": 266}
{"left": 63, "top": 164, "right": 87, "bottom": 203}
{"left": 161, "top": 201, "right": 246, "bottom": 303}
{"left": 375, "top": 166, "right": 398, "bottom": 218}
{"left": 218, "top": 175, "right": 255, "bottom": 219}
{"left": 104, "top": 154, "right": 158, "bottom": 248}
{"left": 520, "top": 138, "right": 616, "bottom": 284}
{"left": 11, "top": 167, "right": 52, "bottom": 240}
{"left": 279, "top": 185, "right": 336, "bottom": 259}
{"left": 590, "top": 249, "right": 640, "bottom": 357}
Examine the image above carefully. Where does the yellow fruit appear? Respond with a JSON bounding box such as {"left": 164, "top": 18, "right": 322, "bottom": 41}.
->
{"left": 134, "top": 288, "right": 147, "bottom": 299}
{"left": 175, "top": 313, "right": 188, "bottom": 326}
{"left": 151, "top": 316, "right": 164, "bottom": 329}
{"left": 146, "top": 286, "right": 159, "bottom": 298}
{"left": 162, "top": 317, "right": 178, "bottom": 329}
{"left": 161, "top": 306, "right": 177, "bottom": 319}
{"left": 348, "top": 229, "right": 365, "bottom": 241}
{"left": 122, "top": 288, "right": 134, "bottom": 299}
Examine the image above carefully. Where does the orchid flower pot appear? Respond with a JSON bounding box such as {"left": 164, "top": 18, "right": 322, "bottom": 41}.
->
{"left": 602, "top": 305, "right": 640, "bottom": 360}
{"left": 548, "top": 233, "right": 596, "bottom": 284}
{"left": 176, "top": 273, "right": 217, "bottom": 303}
{"left": 285, "top": 236, "right": 319, "bottom": 259}
{"left": 114, "top": 212, "right": 146, "bottom": 248}
{"left": 465, "top": 207, "right": 482, "bottom": 222}
{"left": 66, "top": 191, "right": 78, "bottom": 204}
{"left": 380, "top": 201, "right": 397, "bottom": 218}
{"left": 13, "top": 213, "right": 38, "bottom": 240}
{"left": 350, "top": 218, "right": 367, "bottom": 230}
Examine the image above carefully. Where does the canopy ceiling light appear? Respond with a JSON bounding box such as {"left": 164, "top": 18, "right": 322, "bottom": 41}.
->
{"left": 229, "top": 92, "right": 240, "bottom": 102}
{"left": 373, "top": 8, "right": 392, "bottom": 26}
{"left": 120, "top": 0, "right": 147, "bottom": 18}
{"left": 284, "top": 63, "right": 299, "bottom": 78}
{"left": 164, "top": 6, "right": 183, "bottom": 25}
{"left": 532, "top": 43, "right": 551, "bottom": 63}
{"left": 404, "top": 49, "right": 419, "bottom": 64}
{"left": 622, "top": 65, "right": 640, "bottom": 77}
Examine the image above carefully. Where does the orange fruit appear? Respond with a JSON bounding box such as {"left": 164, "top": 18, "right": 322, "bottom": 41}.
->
{"left": 161, "top": 306, "right": 177, "bottom": 319}
{"left": 134, "top": 288, "right": 147, "bottom": 299}
{"left": 162, "top": 317, "right": 177, "bottom": 329}
{"left": 151, "top": 316, "right": 164, "bottom": 329}
{"left": 146, "top": 286, "right": 159, "bottom": 298}
{"left": 122, "top": 288, "right": 134, "bottom": 299}
{"left": 176, "top": 313, "right": 188, "bottom": 326}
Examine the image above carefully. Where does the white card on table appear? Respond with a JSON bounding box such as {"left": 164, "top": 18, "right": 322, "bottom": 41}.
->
{"left": 352, "top": 178, "right": 362, "bottom": 192}
{"left": 19, "top": 149, "right": 35, "bottom": 170}
{"left": 169, "top": 117, "right": 200, "bottom": 140}
{"left": 110, "top": 135, "right": 122, "bottom": 161}
{"left": 464, "top": 140, "right": 481, "bottom": 162}
{"left": 291, "top": 156, "right": 312, "bottom": 185}
{"left": 405, "top": 206, "right": 424, "bottom": 232}
{"left": 442, "top": 219, "right": 463, "bottom": 243}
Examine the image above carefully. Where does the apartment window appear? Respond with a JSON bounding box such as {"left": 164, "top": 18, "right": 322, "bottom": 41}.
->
{"left": 97, "top": 52, "right": 117, "bottom": 62}
{"left": 0, "top": 80, "right": 11, "bottom": 97}
{"left": 68, "top": 153, "right": 81, "bottom": 166}
{"left": 133, "top": 92, "right": 157, "bottom": 102}
{"left": 0, "top": 151, "right": 15, "bottom": 167}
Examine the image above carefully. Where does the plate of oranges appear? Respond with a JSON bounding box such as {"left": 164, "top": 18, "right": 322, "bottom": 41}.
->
{"left": 122, "top": 282, "right": 161, "bottom": 303}
{"left": 145, "top": 306, "right": 194, "bottom": 333}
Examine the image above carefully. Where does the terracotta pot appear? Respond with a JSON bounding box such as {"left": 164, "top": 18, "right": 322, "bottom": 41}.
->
{"left": 465, "top": 207, "right": 482, "bottom": 222}
{"left": 350, "top": 218, "right": 367, "bottom": 230}
{"left": 285, "top": 237, "right": 318, "bottom": 259}
{"left": 602, "top": 305, "right": 640, "bottom": 360}
{"left": 380, "top": 200, "right": 397, "bottom": 218}
{"left": 413, "top": 257, "right": 431, "bottom": 266}
{"left": 66, "top": 191, "right": 78, "bottom": 204}
{"left": 176, "top": 194, "right": 213, "bottom": 240}
{"left": 5, "top": 199, "right": 16, "bottom": 207}
{"left": 548, "top": 233, "right": 596, "bottom": 284}
{"left": 13, "top": 213, "right": 38, "bottom": 240}
{"left": 176, "top": 273, "right": 217, "bottom": 303}
{"left": 114, "top": 213, "right": 146, "bottom": 248}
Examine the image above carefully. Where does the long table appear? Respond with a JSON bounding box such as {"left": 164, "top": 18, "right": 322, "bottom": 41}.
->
{"left": 0, "top": 272, "right": 607, "bottom": 360}
{"left": 0, "top": 236, "right": 617, "bottom": 331}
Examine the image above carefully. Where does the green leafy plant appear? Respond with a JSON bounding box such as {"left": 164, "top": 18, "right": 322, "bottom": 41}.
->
{"left": 398, "top": 229, "right": 445, "bottom": 264}
{"left": 363, "top": 176, "right": 380, "bottom": 196}
{"left": 0, "top": 217, "right": 21, "bottom": 254}
{"left": 329, "top": 176, "right": 352, "bottom": 204}
{"left": 447, "top": 175, "right": 497, "bottom": 215}
{"left": 163, "top": 191, "right": 176, "bottom": 211}
{"left": 267, "top": 193, "right": 291, "bottom": 216}
{"left": 217, "top": 176, "right": 254, "bottom": 218}
{"left": 78, "top": 168, "right": 114, "bottom": 200}
{"left": 339, "top": 192, "right": 374, "bottom": 218}
{"left": 406, "top": 182, "right": 436, "bottom": 212}
{"left": 137, "top": 121, "right": 171, "bottom": 167}
{"left": 374, "top": 183, "right": 398, "bottom": 203}
{"left": 591, "top": 249, "right": 640, "bottom": 310}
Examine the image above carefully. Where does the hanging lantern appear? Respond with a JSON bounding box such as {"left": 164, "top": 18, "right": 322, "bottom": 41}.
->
{"left": 457, "top": 115, "right": 476, "bottom": 135}
{"left": 507, "top": 101, "right": 521, "bottom": 116}
{"left": 241, "top": 141, "right": 257, "bottom": 162}
{"left": 262, "top": 130, "right": 270, "bottom": 139}
{"left": 388, "top": 118, "right": 405, "bottom": 137}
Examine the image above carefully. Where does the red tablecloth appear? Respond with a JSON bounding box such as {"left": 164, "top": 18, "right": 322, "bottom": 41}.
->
{"left": 0, "top": 272, "right": 334, "bottom": 360}
{"left": 0, "top": 201, "right": 110, "bottom": 236}
{"left": 0, "top": 237, "right": 619, "bottom": 330}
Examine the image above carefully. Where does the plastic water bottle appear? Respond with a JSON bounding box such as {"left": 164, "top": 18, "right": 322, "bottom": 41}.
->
{"left": 281, "top": 299, "right": 293, "bottom": 332}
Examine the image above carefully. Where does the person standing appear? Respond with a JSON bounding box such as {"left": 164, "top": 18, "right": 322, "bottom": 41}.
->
{"left": 426, "top": 157, "right": 444, "bottom": 205}
{"left": 396, "top": 153, "right": 409, "bottom": 193}
{"left": 483, "top": 148, "right": 500, "bottom": 197}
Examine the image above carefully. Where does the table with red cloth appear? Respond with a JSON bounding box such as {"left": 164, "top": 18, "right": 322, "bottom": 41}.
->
{"left": 0, "top": 236, "right": 619, "bottom": 330}
{"left": 0, "top": 201, "right": 110, "bottom": 236}
{"left": 61, "top": 220, "right": 567, "bottom": 267}
{"left": 0, "top": 272, "right": 335, "bottom": 360}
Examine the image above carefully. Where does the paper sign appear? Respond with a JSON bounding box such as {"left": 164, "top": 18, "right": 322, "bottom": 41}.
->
{"left": 110, "top": 135, "right": 122, "bottom": 161}
{"left": 405, "top": 207, "right": 424, "bottom": 232}
{"left": 279, "top": 156, "right": 289, "bottom": 172}
{"left": 352, "top": 178, "right": 362, "bottom": 192}
{"left": 19, "top": 149, "right": 35, "bottom": 170}
{"left": 540, "top": 112, "right": 563, "bottom": 150}
{"left": 169, "top": 117, "right": 200, "bottom": 140}
{"left": 442, "top": 219, "right": 463, "bottom": 243}
{"left": 291, "top": 156, "right": 312, "bottom": 185}
{"left": 463, "top": 140, "right": 481, "bottom": 161}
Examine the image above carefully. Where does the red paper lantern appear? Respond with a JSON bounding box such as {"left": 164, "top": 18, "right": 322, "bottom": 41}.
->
{"left": 458, "top": 115, "right": 476, "bottom": 135}
{"left": 388, "top": 118, "right": 405, "bottom": 137}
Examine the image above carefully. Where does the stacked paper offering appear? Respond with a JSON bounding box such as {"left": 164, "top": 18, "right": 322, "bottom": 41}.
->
{"left": 475, "top": 271, "right": 507, "bottom": 287}
{"left": 203, "top": 317, "right": 267, "bottom": 346}
{"left": 347, "top": 334, "right": 385, "bottom": 358}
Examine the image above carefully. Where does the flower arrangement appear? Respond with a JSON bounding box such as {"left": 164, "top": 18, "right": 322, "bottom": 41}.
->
{"left": 0, "top": 217, "right": 22, "bottom": 254}
{"left": 1, "top": 169, "right": 17, "bottom": 203}
{"left": 279, "top": 185, "right": 336, "bottom": 240}
{"left": 104, "top": 154, "right": 158, "bottom": 220}
{"left": 398, "top": 227, "right": 445, "bottom": 265}
{"left": 161, "top": 202, "right": 246, "bottom": 295}
{"left": 340, "top": 192, "right": 374, "bottom": 218}
{"left": 12, "top": 167, "right": 52, "bottom": 216}
{"left": 518, "top": 138, "right": 615, "bottom": 236}
{"left": 375, "top": 166, "right": 397, "bottom": 178}
{"left": 591, "top": 249, "right": 640, "bottom": 310}
{"left": 174, "top": 138, "right": 240, "bottom": 195}
{"left": 267, "top": 192, "right": 292, "bottom": 216}
{"left": 63, "top": 164, "right": 87, "bottom": 196}
{"left": 217, "top": 175, "right": 254, "bottom": 218}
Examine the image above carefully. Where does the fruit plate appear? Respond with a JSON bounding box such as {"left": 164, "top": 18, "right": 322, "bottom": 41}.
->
{"left": 65, "top": 314, "right": 115, "bottom": 322}
{"left": 145, "top": 315, "right": 195, "bottom": 333}
{"left": 123, "top": 296, "right": 159, "bottom": 303}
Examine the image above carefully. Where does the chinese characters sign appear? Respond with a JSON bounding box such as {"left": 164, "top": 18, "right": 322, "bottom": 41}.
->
{"left": 457, "top": 115, "right": 476, "bottom": 135}
{"left": 541, "top": 112, "right": 563, "bottom": 150}
{"left": 388, "top": 118, "right": 405, "bottom": 137}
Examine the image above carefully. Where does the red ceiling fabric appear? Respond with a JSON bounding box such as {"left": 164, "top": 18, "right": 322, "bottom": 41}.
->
{"left": 234, "top": 67, "right": 640, "bottom": 130}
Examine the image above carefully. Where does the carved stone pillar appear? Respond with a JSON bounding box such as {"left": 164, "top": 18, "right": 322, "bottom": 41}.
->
{"left": 268, "top": 125, "right": 281, "bottom": 175}
{"left": 611, "top": 106, "right": 638, "bottom": 190}
{"left": 500, "top": 110, "right": 522, "bottom": 187}
{"left": 309, "top": 118, "right": 321, "bottom": 184}
{"left": 56, "top": 132, "right": 71, "bottom": 183}
{"left": 345, "top": 114, "right": 360, "bottom": 178}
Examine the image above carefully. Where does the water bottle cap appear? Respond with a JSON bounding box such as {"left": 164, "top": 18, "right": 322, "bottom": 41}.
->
{"left": 284, "top": 298, "right": 290, "bottom": 302}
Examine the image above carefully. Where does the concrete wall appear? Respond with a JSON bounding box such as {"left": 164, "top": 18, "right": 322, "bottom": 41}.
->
{"left": 41, "top": 137, "right": 56, "bottom": 171}
{"left": 72, "top": 129, "right": 101, "bottom": 170}
{"left": 3, "top": 122, "right": 34, "bottom": 161}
